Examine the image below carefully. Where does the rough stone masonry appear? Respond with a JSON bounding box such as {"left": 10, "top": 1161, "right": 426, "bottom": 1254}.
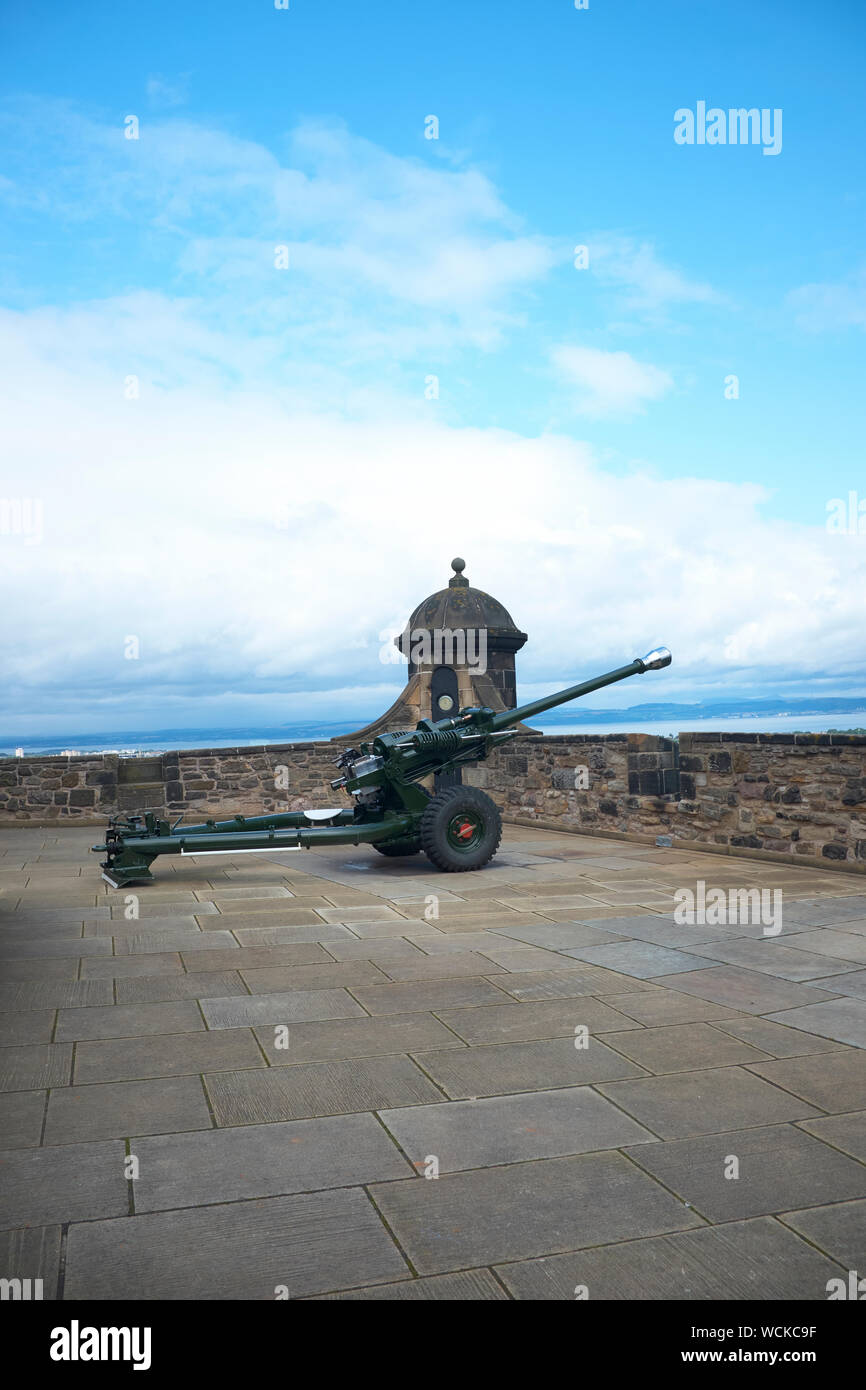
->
{"left": 1, "top": 731, "right": 864, "bottom": 875}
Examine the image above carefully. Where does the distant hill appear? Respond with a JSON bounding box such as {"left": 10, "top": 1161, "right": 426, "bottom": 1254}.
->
{"left": 535, "top": 697, "right": 866, "bottom": 726}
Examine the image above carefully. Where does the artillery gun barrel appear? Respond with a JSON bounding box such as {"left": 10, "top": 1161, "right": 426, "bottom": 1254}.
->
{"left": 489, "top": 648, "right": 671, "bottom": 732}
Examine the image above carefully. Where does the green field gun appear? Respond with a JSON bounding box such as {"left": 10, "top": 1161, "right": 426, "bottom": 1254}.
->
{"left": 93, "top": 648, "right": 672, "bottom": 887}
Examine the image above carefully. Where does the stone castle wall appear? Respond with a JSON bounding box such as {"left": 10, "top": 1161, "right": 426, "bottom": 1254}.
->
{"left": 465, "top": 731, "right": 866, "bottom": 872}
{"left": 0, "top": 743, "right": 349, "bottom": 827}
{"left": 1, "top": 731, "right": 864, "bottom": 874}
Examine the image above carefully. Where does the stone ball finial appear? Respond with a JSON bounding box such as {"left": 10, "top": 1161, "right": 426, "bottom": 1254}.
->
{"left": 449, "top": 557, "right": 468, "bottom": 589}
{"left": 451, "top": 557, "right": 465, "bottom": 574}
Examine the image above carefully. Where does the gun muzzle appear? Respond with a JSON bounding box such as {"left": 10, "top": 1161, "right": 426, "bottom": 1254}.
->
{"left": 637, "top": 647, "right": 672, "bottom": 672}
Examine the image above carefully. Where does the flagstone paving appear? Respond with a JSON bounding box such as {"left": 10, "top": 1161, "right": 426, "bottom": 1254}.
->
{"left": 1, "top": 822, "right": 865, "bottom": 1299}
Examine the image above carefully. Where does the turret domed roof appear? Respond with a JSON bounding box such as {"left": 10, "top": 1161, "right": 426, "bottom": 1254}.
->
{"left": 397, "top": 559, "right": 528, "bottom": 656}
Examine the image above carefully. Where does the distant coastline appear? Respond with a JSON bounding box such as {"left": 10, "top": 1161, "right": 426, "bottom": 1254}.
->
{"left": 3, "top": 701, "right": 866, "bottom": 758}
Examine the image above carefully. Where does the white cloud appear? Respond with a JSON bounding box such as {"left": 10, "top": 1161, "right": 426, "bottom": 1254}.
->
{"left": 588, "top": 234, "right": 719, "bottom": 313}
{"left": 787, "top": 267, "right": 866, "bottom": 331}
{"left": 145, "top": 74, "right": 190, "bottom": 110}
{"left": 0, "top": 111, "right": 863, "bottom": 733}
{"left": 0, "top": 109, "right": 558, "bottom": 353}
{"left": 551, "top": 344, "right": 673, "bottom": 416}
{"left": 1, "top": 295, "right": 864, "bottom": 731}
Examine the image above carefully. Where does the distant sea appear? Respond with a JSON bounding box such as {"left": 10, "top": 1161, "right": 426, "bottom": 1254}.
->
{"left": 2, "top": 710, "right": 864, "bottom": 758}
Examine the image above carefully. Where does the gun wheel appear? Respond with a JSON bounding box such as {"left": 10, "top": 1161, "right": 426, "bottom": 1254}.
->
{"left": 420, "top": 786, "right": 502, "bottom": 872}
{"left": 373, "top": 836, "right": 422, "bottom": 857}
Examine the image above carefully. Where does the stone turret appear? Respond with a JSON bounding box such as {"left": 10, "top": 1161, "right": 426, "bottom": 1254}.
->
{"left": 341, "top": 558, "right": 529, "bottom": 741}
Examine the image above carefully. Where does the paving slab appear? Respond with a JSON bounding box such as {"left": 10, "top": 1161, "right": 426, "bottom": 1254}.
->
{"left": 336, "top": 919, "right": 444, "bottom": 939}
{"left": 202, "top": 886, "right": 297, "bottom": 903}
{"left": 798, "top": 1111, "right": 866, "bottom": 1162}
{"left": 204, "top": 896, "right": 334, "bottom": 916}
{"left": 0, "top": 1010, "right": 56, "bottom": 1045}
{"left": 200, "top": 909, "right": 329, "bottom": 931}
{"left": 488, "top": 923, "right": 628, "bottom": 950}
{"left": 598, "top": 1023, "right": 772, "bottom": 1074}
{"left": 376, "top": 951, "right": 511, "bottom": 982}
{"left": 322, "top": 939, "right": 428, "bottom": 963}
{"left": 0, "top": 937, "right": 112, "bottom": 959}
{"left": 0, "top": 979, "right": 113, "bottom": 1012}
{"left": 180, "top": 944, "right": 335, "bottom": 972}
{"left": 434, "top": 997, "right": 642, "bottom": 1045}
{"left": 200, "top": 988, "right": 365, "bottom": 1029}
{"left": 496, "top": 1217, "right": 844, "bottom": 1300}
{"left": 7, "top": 822, "right": 866, "bottom": 1302}
{"left": 73, "top": 1029, "right": 266, "bottom": 1084}
{"left": 412, "top": 1037, "right": 647, "bottom": 1099}
{"left": 597, "top": 1067, "right": 822, "bottom": 1138}
{"left": 0, "top": 1225, "right": 62, "bottom": 1299}
{"left": 318, "top": 905, "right": 404, "bottom": 924}
{"left": 0, "top": 957, "right": 80, "bottom": 982}
{"left": 398, "top": 910, "right": 549, "bottom": 931}
{"left": 115, "top": 971, "right": 247, "bottom": 1004}
{"left": 240, "top": 961, "right": 389, "bottom": 993}
{"left": 473, "top": 944, "right": 583, "bottom": 971}
{"left": 109, "top": 901, "right": 220, "bottom": 920}
{"left": 578, "top": 916, "right": 726, "bottom": 949}
{"left": 132, "top": 1112, "right": 412, "bottom": 1210}
{"left": 232, "top": 924, "right": 357, "bottom": 946}
{"left": 783, "top": 929, "right": 866, "bottom": 964}
{"left": 253, "top": 1012, "right": 462, "bottom": 1065}
{"left": 745, "top": 1050, "right": 866, "bottom": 1112}
{"left": 0, "top": 922, "right": 90, "bottom": 946}
{"left": 597, "top": 990, "right": 744, "bottom": 1027}
{"left": 812, "top": 969, "right": 866, "bottom": 999}
{"left": 86, "top": 916, "right": 206, "bottom": 937}
{"left": 624, "top": 1124, "right": 866, "bottom": 1220}
{"left": 205, "top": 1054, "right": 444, "bottom": 1124}
{"left": 829, "top": 917, "right": 866, "bottom": 938}
{"left": 694, "top": 937, "right": 862, "bottom": 982}
{"left": 0, "top": 1139, "right": 129, "bottom": 1229}
{"left": 64, "top": 1187, "right": 409, "bottom": 1299}
{"left": 43, "top": 1076, "right": 212, "bottom": 1145}
{"left": 0, "top": 1044, "right": 73, "bottom": 1092}
{"left": 562, "top": 941, "right": 716, "bottom": 979}
{"left": 779, "top": 897, "right": 866, "bottom": 927}
{"left": 369, "top": 1151, "right": 701, "bottom": 1274}
{"left": 380, "top": 1086, "right": 656, "bottom": 1171}
{"left": 0, "top": 1089, "right": 46, "bottom": 1148}
{"left": 72, "top": 1028, "right": 265, "bottom": 1089}
{"left": 650, "top": 966, "right": 838, "bottom": 1015}
{"left": 113, "top": 929, "right": 240, "bottom": 954}
{"left": 55, "top": 1000, "right": 205, "bottom": 1042}
{"left": 489, "top": 967, "right": 656, "bottom": 1002}
{"left": 766, "top": 998, "right": 866, "bottom": 1049}
{"left": 349, "top": 978, "right": 511, "bottom": 1015}
{"left": 80, "top": 953, "right": 184, "bottom": 979}
{"left": 781, "top": 1198, "right": 866, "bottom": 1269}
{"left": 315, "top": 1268, "right": 508, "bottom": 1300}
{"left": 709, "top": 1016, "right": 854, "bottom": 1058}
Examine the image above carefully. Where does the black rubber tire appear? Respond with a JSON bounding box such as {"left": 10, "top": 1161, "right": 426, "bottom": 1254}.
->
{"left": 373, "top": 837, "right": 422, "bottom": 857}
{"left": 420, "top": 786, "right": 502, "bottom": 872}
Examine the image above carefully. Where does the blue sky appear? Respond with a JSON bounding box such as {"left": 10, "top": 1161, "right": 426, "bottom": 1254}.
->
{"left": 1, "top": 0, "right": 864, "bottom": 732}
